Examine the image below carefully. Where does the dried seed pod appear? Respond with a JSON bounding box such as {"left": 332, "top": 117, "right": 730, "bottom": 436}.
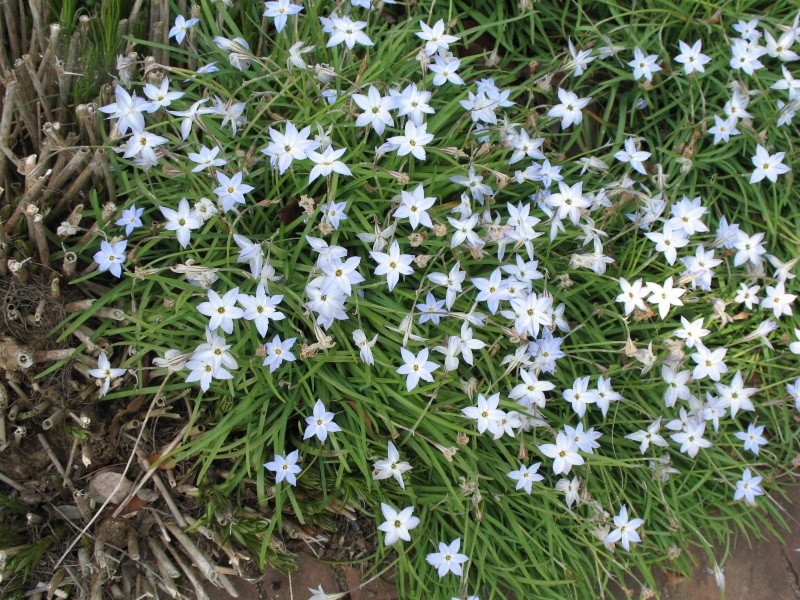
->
{"left": 62, "top": 252, "right": 77, "bottom": 279}
{"left": 42, "top": 409, "right": 64, "bottom": 431}
{"left": 8, "top": 258, "right": 30, "bottom": 284}
{"left": 50, "top": 275, "right": 61, "bottom": 300}
{"left": 13, "top": 426, "right": 26, "bottom": 444}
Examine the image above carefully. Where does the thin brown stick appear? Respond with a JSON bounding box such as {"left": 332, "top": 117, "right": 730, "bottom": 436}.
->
{"left": 22, "top": 54, "right": 54, "bottom": 124}
{"left": 3, "top": 0, "right": 22, "bottom": 61}
{"left": 26, "top": 205, "right": 49, "bottom": 268}
{"left": 12, "top": 58, "right": 40, "bottom": 144}
{"left": 0, "top": 80, "right": 20, "bottom": 170}
{"left": 37, "top": 433, "right": 76, "bottom": 493}
{"left": 44, "top": 147, "right": 91, "bottom": 205}
{"left": 164, "top": 545, "right": 210, "bottom": 600}
{"left": 51, "top": 158, "right": 94, "bottom": 217}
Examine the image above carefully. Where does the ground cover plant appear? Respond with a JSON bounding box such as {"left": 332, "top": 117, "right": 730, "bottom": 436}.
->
{"left": 3, "top": 0, "right": 800, "bottom": 598}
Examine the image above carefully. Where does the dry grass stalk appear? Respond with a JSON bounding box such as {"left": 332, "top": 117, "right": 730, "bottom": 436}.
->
{"left": 164, "top": 544, "right": 210, "bottom": 600}
{"left": 164, "top": 522, "right": 239, "bottom": 597}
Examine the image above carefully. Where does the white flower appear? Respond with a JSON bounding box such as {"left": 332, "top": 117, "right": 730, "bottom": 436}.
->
{"left": 508, "top": 129, "right": 545, "bottom": 164}
{"left": 671, "top": 419, "right": 712, "bottom": 458}
{"left": 263, "top": 335, "right": 297, "bottom": 372}
{"left": 734, "top": 467, "right": 764, "bottom": 505}
{"left": 370, "top": 240, "right": 414, "bottom": 291}
{"left": 287, "top": 41, "right": 315, "bottom": 71}
{"left": 450, "top": 167, "right": 493, "bottom": 204}
{"left": 563, "top": 376, "right": 599, "bottom": 418}
{"left": 99, "top": 84, "right": 146, "bottom": 135}
{"left": 263, "top": 0, "right": 303, "bottom": 33}
{"left": 386, "top": 121, "right": 434, "bottom": 161}
{"left": 160, "top": 198, "right": 202, "bottom": 248}
{"left": 122, "top": 130, "right": 169, "bottom": 166}
{"left": 732, "top": 230, "right": 767, "bottom": 267}
{"left": 674, "top": 39, "right": 710, "bottom": 75}
{"left": 188, "top": 145, "right": 226, "bottom": 172}
{"left": 645, "top": 277, "right": 686, "bottom": 320}
{"left": 233, "top": 234, "right": 264, "bottom": 279}
{"left": 196, "top": 287, "right": 245, "bottom": 334}
{"left": 760, "top": 283, "right": 796, "bottom": 318}
{"left": 673, "top": 316, "right": 710, "bottom": 348}
{"left": 352, "top": 85, "right": 394, "bottom": 135}
{"left": 509, "top": 369, "right": 555, "bottom": 409}
{"left": 462, "top": 392, "right": 505, "bottom": 437}
{"left": 93, "top": 240, "right": 127, "bottom": 278}
{"left": 644, "top": 223, "right": 688, "bottom": 266}
{"left": 303, "top": 399, "right": 341, "bottom": 442}
{"left": 507, "top": 462, "right": 544, "bottom": 494}
{"left": 555, "top": 476, "right": 581, "bottom": 508}
{"left": 378, "top": 504, "right": 420, "bottom": 545}
{"left": 185, "top": 355, "right": 233, "bottom": 392}
{"left": 546, "top": 181, "right": 591, "bottom": 225}
{"left": 594, "top": 376, "right": 621, "bottom": 416}
{"left": 538, "top": 431, "right": 584, "bottom": 475}
{"left": 715, "top": 371, "right": 757, "bottom": 417}
{"left": 115, "top": 205, "right": 145, "bottom": 236}
{"left": 426, "top": 539, "right": 469, "bottom": 578}
{"left": 707, "top": 115, "right": 740, "bottom": 144}
{"left": 625, "top": 418, "right": 668, "bottom": 454}
{"left": 320, "top": 200, "right": 348, "bottom": 230}
{"left": 238, "top": 284, "right": 285, "bottom": 337}
{"left": 427, "top": 261, "right": 466, "bottom": 309}
{"left": 729, "top": 38, "right": 766, "bottom": 75}
{"left": 307, "top": 586, "right": 347, "bottom": 600}
{"left": 750, "top": 144, "right": 790, "bottom": 183}
{"left": 446, "top": 214, "right": 482, "bottom": 248}
{"left": 152, "top": 349, "right": 187, "bottom": 373}
{"left": 262, "top": 121, "right": 320, "bottom": 174}
{"left": 691, "top": 344, "right": 728, "bottom": 382}
{"left": 307, "top": 146, "right": 352, "bottom": 183}
{"left": 416, "top": 19, "right": 460, "bottom": 56}
{"left": 352, "top": 329, "right": 378, "bottom": 365}
{"left": 459, "top": 90, "right": 499, "bottom": 124}
{"left": 628, "top": 47, "right": 662, "bottom": 81}
{"left": 613, "top": 138, "right": 651, "bottom": 175}
{"left": 734, "top": 423, "right": 767, "bottom": 456}
{"left": 566, "top": 39, "right": 595, "bottom": 76}
{"left": 168, "top": 15, "right": 199, "bottom": 45}
{"left": 764, "top": 28, "right": 799, "bottom": 61}
{"left": 604, "top": 505, "right": 644, "bottom": 551}
{"left": 509, "top": 292, "right": 552, "bottom": 338}
{"left": 393, "top": 83, "right": 434, "bottom": 126}
{"left": 214, "top": 36, "right": 252, "bottom": 70}
{"left": 393, "top": 184, "right": 436, "bottom": 229}
{"left": 430, "top": 54, "right": 464, "bottom": 86}
{"left": 547, "top": 88, "right": 592, "bottom": 130}
{"left": 264, "top": 450, "right": 301, "bottom": 485}
{"left": 141, "top": 78, "right": 184, "bottom": 114}
{"left": 790, "top": 329, "right": 800, "bottom": 355}
{"left": 772, "top": 66, "right": 800, "bottom": 100}
{"left": 214, "top": 171, "right": 254, "bottom": 212}
{"left": 372, "top": 441, "right": 413, "bottom": 488}
{"left": 210, "top": 95, "right": 247, "bottom": 134}
{"left": 396, "top": 347, "right": 439, "bottom": 391}
{"left": 87, "top": 352, "right": 127, "bottom": 397}
{"left": 616, "top": 278, "right": 648, "bottom": 316}
{"left": 324, "top": 15, "right": 373, "bottom": 49}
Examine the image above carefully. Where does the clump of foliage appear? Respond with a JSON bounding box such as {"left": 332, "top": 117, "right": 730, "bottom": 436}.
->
{"left": 55, "top": 0, "right": 800, "bottom": 598}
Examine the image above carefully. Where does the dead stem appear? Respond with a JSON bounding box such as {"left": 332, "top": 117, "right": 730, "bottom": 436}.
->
{"left": 37, "top": 433, "right": 76, "bottom": 493}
